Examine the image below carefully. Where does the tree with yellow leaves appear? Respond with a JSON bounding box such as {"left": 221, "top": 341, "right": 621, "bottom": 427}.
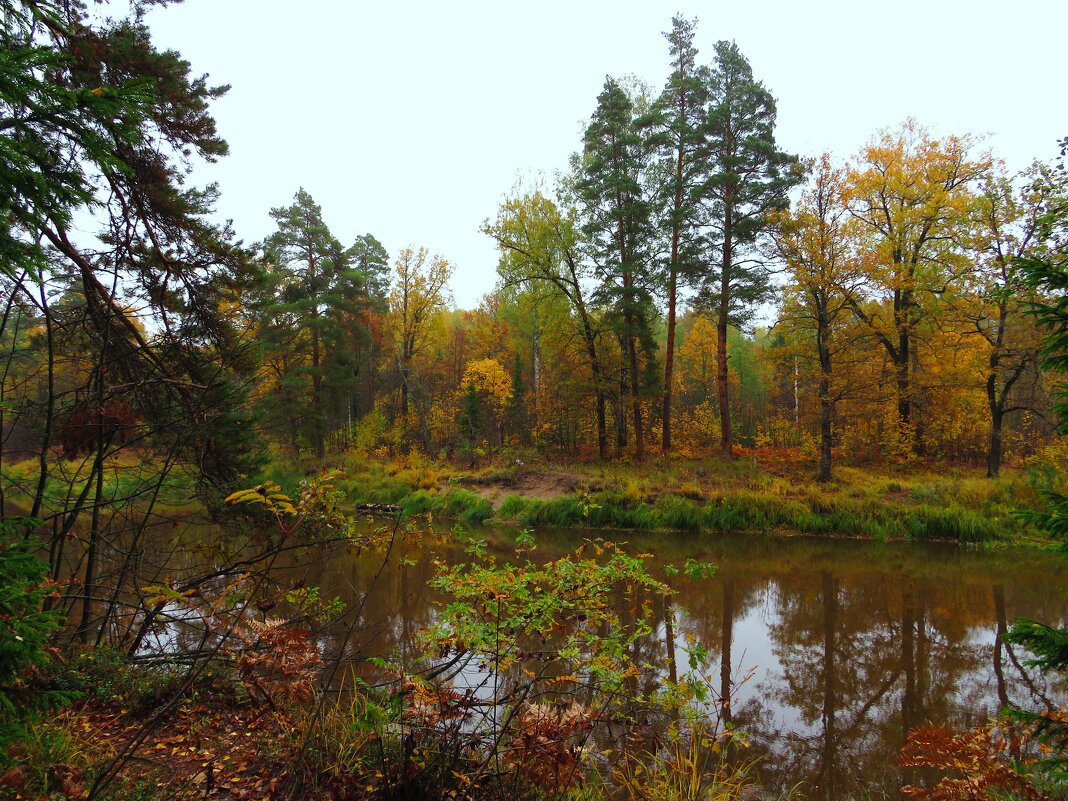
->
{"left": 459, "top": 357, "right": 513, "bottom": 451}
{"left": 771, "top": 154, "right": 861, "bottom": 481}
{"left": 388, "top": 246, "right": 453, "bottom": 424}
{"left": 843, "top": 120, "right": 991, "bottom": 455}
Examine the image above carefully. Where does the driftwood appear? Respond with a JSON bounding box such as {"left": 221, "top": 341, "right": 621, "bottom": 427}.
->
{"left": 353, "top": 503, "right": 400, "bottom": 514}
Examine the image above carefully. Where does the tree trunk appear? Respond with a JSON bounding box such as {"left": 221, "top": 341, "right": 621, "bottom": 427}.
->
{"left": 895, "top": 289, "right": 913, "bottom": 443}
{"left": 622, "top": 273, "right": 644, "bottom": 462}
{"left": 595, "top": 389, "right": 608, "bottom": 461}
{"left": 987, "top": 367, "right": 1003, "bottom": 478}
{"left": 663, "top": 269, "right": 677, "bottom": 453}
{"left": 78, "top": 427, "right": 107, "bottom": 644}
{"left": 616, "top": 343, "right": 627, "bottom": 452}
{"left": 818, "top": 330, "right": 833, "bottom": 483}
{"left": 718, "top": 212, "right": 733, "bottom": 459}
{"left": 988, "top": 415, "right": 1004, "bottom": 479}
{"left": 716, "top": 310, "right": 731, "bottom": 459}
{"left": 819, "top": 373, "right": 833, "bottom": 483}
{"left": 312, "top": 325, "right": 324, "bottom": 459}
{"left": 30, "top": 282, "right": 56, "bottom": 520}
{"left": 628, "top": 332, "right": 644, "bottom": 462}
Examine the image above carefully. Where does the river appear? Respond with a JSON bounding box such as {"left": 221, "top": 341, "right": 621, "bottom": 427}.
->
{"left": 70, "top": 504, "right": 1066, "bottom": 800}
{"left": 206, "top": 522, "right": 1063, "bottom": 800}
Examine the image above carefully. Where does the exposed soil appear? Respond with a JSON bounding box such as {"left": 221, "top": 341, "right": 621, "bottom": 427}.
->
{"left": 458, "top": 469, "right": 582, "bottom": 508}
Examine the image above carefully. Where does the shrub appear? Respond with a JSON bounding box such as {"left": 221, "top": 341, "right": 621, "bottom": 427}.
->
{"left": 0, "top": 518, "right": 65, "bottom": 758}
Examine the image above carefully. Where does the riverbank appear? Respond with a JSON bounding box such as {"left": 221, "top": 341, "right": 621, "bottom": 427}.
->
{"left": 4, "top": 446, "right": 1059, "bottom": 545}
{"left": 259, "top": 449, "right": 1059, "bottom": 544}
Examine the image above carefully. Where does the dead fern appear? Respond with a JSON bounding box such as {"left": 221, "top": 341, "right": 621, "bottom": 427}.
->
{"left": 899, "top": 723, "right": 1051, "bottom": 801}
{"left": 233, "top": 617, "right": 323, "bottom": 707}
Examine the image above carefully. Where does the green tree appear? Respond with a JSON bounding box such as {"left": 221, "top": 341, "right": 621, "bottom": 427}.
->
{"left": 696, "top": 41, "right": 801, "bottom": 458}
{"left": 650, "top": 15, "right": 708, "bottom": 452}
{"left": 577, "top": 77, "right": 658, "bottom": 462}
{"left": 260, "top": 189, "right": 381, "bottom": 458}
{"left": 771, "top": 155, "right": 859, "bottom": 481}
{"left": 1005, "top": 138, "right": 1068, "bottom": 787}
{"left": 484, "top": 189, "right": 610, "bottom": 459}
{"left": 1, "top": 0, "right": 258, "bottom": 495}
{"left": 0, "top": 519, "right": 62, "bottom": 756}
{"left": 957, "top": 165, "right": 1058, "bottom": 477}
{"left": 457, "top": 380, "right": 481, "bottom": 467}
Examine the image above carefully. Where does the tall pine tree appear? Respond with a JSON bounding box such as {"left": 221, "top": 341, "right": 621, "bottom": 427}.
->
{"left": 651, "top": 15, "right": 708, "bottom": 452}
{"left": 696, "top": 41, "right": 800, "bottom": 458}
{"left": 261, "top": 189, "right": 381, "bottom": 458}
{"left": 577, "top": 78, "right": 657, "bottom": 462}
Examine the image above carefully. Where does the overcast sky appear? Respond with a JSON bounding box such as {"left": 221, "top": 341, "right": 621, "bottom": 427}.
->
{"left": 145, "top": 0, "right": 1065, "bottom": 310}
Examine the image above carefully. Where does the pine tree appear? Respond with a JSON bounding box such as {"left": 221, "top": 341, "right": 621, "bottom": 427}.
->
{"left": 1004, "top": 139, "right": 1068, "bottom": 781}
{"left": 458, "top": 380, "right": 481, "bottom": 468}
{"left": 577, "top": 77, "right": 658, "bottom": 462}
{"left": 2, "top": 0, "right": 259, "bottom": 495}
{"left": 651, "top": 15, "right": 708, "bottom": 452}
{"left": 696, "top": 41, "right": 800, "bottom": 458}
{"left": 261, "top": 189, "right": 382, "bottom": 458}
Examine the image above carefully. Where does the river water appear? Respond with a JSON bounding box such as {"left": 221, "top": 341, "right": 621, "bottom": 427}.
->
{"left": 235, "top": 522, "right": 1066, "bottom": 801}
{"left": 81, "top": 504, "right": 1066, "bottom": 799}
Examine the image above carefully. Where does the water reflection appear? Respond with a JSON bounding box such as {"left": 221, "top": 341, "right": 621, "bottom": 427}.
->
{"left": 654, "top": 538, "right": 1067, "bottom": 799}
{"left": 88, "top": 518, "right": 1068, "bottom": 800}
{"left": 300, "top": 531, "right": 1065, "bottom": 800}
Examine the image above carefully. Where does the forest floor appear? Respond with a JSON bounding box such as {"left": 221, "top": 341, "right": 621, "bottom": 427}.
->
{"left": 3, "top": 698, "right": 301, "bottom": 800}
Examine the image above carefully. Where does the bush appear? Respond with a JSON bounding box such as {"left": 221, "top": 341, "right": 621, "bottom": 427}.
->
{"left": 0, "top": 518, "right": 65, "bottom": 757}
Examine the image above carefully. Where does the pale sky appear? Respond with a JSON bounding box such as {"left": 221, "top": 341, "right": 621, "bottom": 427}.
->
{"left": 146, "top": 0, "right": 1065, "bottom": 310}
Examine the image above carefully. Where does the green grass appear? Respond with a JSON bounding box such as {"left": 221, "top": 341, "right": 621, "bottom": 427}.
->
{"left": 285, "top": 451, "right": 1052, "bottom": 544}
{"left": 396, "top": 487, "right": 492, "bottom": 525}
{"left": 1, "top": 455, "right": 199, "bottom": 511}
{"left": 493, "top": 487, "right": 1020, "bottom": 543}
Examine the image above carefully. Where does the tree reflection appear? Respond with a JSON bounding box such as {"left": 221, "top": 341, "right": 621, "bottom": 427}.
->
{"left": 663, "top": 539, "right": 1067, "bottom": 800}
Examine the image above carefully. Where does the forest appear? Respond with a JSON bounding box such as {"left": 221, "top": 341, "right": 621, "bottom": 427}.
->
{"left": 2, "top": 1, "right": 1068, "bottom": 800}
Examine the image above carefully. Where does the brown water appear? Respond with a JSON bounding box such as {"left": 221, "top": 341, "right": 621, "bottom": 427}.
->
{"left": 84, "top": 512, "right": 1067, "bottom": 800}
{"left": 255, "top": 526, "right": 1064, "bottom": 801}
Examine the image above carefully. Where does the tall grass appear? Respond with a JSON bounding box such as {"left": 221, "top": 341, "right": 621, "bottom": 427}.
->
{"left": 494, "top": 488, "right": 1014, "bottom": 543}
{"left": 335, "top": 455, "right": 1034, "bottom": 542}
{"left": 398, "top": 488, "right": 492, "bottom": 525}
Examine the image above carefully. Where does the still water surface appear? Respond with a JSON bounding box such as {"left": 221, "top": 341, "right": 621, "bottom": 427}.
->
{"left": 265, "top": 525, "right": 1068, "bottom": 800}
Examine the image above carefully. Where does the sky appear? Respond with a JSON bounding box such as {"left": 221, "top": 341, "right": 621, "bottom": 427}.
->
{"left": 144, "top": 0, "right": 1066, "bottom": 310}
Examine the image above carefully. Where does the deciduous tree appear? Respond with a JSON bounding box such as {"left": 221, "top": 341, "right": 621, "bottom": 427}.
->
{"left": 389, "top": 246, "right": 453, "bottom": 430}
{"left": 771, "top": 155, "right": 860, "bottom": 481}
{"left": 843, "top": 120, "right": 989, "bottom": 454}
{"left": 484, "top": 190, "right": 610, "bottom": 459}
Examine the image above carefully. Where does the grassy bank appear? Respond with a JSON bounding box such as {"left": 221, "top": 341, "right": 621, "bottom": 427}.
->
{"left": 0, "top": 453, "right": 203, "bottom": 513}
{"left": 287, "top": 449, "right": 1057, "bottom": 544}
{"left": 6, "top": 443, "right": 1056, "bottom": 544}
{"left": 495, "top": 488, "right": 1008, "bottom": 542}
